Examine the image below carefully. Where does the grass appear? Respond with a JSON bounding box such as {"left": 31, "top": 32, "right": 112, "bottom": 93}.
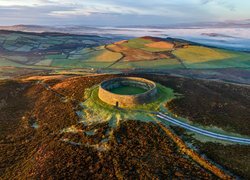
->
{"left": 0, "top": 31, "right": 115, "bottom": 69}
{"left": 15, "top": 45, "right": 33, "bottom": 52}
{"left": 51, "top": 48, "right": 123, "bottom": 68}
{"left": 111, "top": 58, "right": 183, "bottom": 69}
{"left": 121, "top": 38, "right": 173, "bottom": 52}
{"left": 6, "top": 34, "right": 19, "bottom": 41}
{"left": 70, "top": 46, "right": 104, "bottom": 56}
{"left": 122, "top": 38, "right": 153, "bottom": 49}
{"left": 0, "top": 58, "right": 25, "bottom": 67}
{"left": 3, "top": 44, "right": 18, "bottom": 51}
{"left": 173, "top": 45, "right": 236, "bottom": 63}
{"left": 46, "top": 54, "right": 68, "bottom": 59}
{"left": 85, "top": 83, "right": 175, "bottom": 112}
{"left": 195, "top": 142, "right": 250, "bottom": 179}
{"left": 78, "top": 83, "right": 176, "bottom": 126}
{"left": 68, "top": 49, "right": 121, "bottom": 63}
{"left": 110, "top": 86, "right": 147, "bottom": 95}
{"left": 78, "top": 84, "right": 175, "bottom": 124}
{"left": 1, "top": 55, "right": 28, "bottom": 63}
{"left": 141, "top": 41, "right": 174, "bottom": 52}
{"left": 172, "top": 45, "right": 250, "bottom": 69}
{"left": 95, "top": 50, "right": 122, "bottom": 62}
{"left": 1, "top": 31, "right": 249, "bottom": 71}
{"left": 188, "top": 53, "right": 250, "bottom": 69}
{"left": 51, "top": 59, "right": 113, "bottom": 68}
{"left": 78, "top": 49, "right": 121, "bottom": 63}
{"left": 35, "top": 60, "right": 53, "bottom": 66}
{"left": 140, "top": 47, "right": 172, "bottom": 52}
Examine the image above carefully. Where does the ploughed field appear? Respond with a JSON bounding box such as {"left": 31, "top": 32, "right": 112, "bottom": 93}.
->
{"left": 0, "top": 73, "right": 249, "bottom": 179}
{"left": 110, "top": 86, "right": 147, "bottom": 95}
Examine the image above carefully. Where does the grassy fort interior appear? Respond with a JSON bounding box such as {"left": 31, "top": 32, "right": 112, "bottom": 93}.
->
{"left": 110, "top": 86, "right": 147, "bottom": 95}
{"left": 0, "top": 28, "right": 250, "bottom": 179}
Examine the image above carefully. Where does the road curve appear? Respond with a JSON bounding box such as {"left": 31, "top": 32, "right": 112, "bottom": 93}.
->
{"left": 156, "top": 112, "right": 250, "bottom": 145}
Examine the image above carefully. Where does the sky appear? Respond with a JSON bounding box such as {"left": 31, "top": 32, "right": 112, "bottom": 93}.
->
{"left": 0, "top": 0, "right": 249, "bottom": 26}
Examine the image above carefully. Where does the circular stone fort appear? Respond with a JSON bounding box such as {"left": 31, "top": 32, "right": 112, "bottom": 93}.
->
{"left": 98, "top": 77, "right": 157, "bottom": 108}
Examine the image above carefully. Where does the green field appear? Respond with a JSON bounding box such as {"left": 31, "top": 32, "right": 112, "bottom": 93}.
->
{"left": 186, "top": 51, "right": 250, "bottom": 69}
{"left": 140, "top": 46, "right": 171, "bottom": 52}
{"left": 51, "top": 59, "right": 113, "bottom": 69}
{"left": 111, "top": 58, "right": 182, "bottom": 69}
{"left": 172, "top": 45, "right": 250, "bottom": 69}
{"left": 0, "top": 31, "right": 249, "bottom": 71}
{"left": 83, "top": 83, "right": 176, "bottom": 115}
{"left": 173, "top": 46, "right": 235, "bottom": 62}
{"left": 110, "top": 86, "right": 147, "bottom": 95}
{"left": 122, "top": 38, "right": 153, "bottom": 49}
{"left": 0, "top": 58, "right": 26, "bottom": 67}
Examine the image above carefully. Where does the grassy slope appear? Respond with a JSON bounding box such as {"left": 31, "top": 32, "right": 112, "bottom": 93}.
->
{"left": 196, "top": 142, "right": 250, "bottom": 179}
{"left": 122, "top": 38, "right": 173, "bottom": 52}
{"left": 190, "top": 53, "right": 250, "bottom": 69}
{"left": 110, "top": 86, "right": 147, "bottom": 95}
{"left": 0, "top": 58, "right": 26, "bottom": 67}
{"left": 0, "top": 74, "right": 248, "bottom": 178}
{"left": 0, "top": 32, "right": 249, "bottom": 70}
{"left": 51, "top": 48, "right": 122, "bottom": 68}
{"left": 113, "top": 38, "right": 250, "bottom": 70}
{"left": 112, "top": 58, "right": 182, "bottom": 69}
{"left": 140, "top": 46, "right": 172, "bottom": 52}
{"left": 173, "top": 46, "right": 235, "bottom": 63}
{"left": 173, "top": 46, "right": 250, "bottom": 69}
{"left": 51, "top": 59, "right": 113, "bottom": 69}
{"left": 122, "top": 38, "right": 153, "bottom": 49}
{"left": 85, "top": 83, "right": 175, "bottom": 113}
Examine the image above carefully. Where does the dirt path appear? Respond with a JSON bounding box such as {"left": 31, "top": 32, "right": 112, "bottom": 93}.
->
{"left": 104, "top": 44, "right": 126, "bottom": 69}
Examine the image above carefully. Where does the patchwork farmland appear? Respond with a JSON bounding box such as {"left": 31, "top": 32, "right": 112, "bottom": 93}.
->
{"left": 0, "top": 30, "right": 249, "bottom": 72}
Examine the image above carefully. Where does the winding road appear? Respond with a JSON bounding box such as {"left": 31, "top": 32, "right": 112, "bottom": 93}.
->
{"left": 156, "top": 112, "right": 250, "bottom": 145}
{"left": 38, "top": 80, "right": 250, "bottom": 145}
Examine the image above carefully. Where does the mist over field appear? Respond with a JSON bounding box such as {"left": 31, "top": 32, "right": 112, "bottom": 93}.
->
{"left": 0, "top": 0, "right": 250, "bottom": 179}
{"left": 97, "top": 27, "right": 250, "bottom": 51}
{"left": 2, "top": 25, "right": 249, "bottom": 51}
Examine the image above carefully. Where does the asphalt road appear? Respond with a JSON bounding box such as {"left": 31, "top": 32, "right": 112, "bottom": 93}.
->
{"left": 156, "top": 112, "right": 250, "bottom": 145}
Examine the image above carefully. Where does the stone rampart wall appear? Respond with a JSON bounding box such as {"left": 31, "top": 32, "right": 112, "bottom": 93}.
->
{"left": 98, "top": 77, "right": 157, "bottom": 108}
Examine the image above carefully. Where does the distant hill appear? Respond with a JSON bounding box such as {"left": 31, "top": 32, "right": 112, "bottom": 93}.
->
{"left": 1, "top": 19, "right": 250, "bottom": 32}
{"left": 0, "top": 30, "right": 249, "bottom": 71}
{"left": 0, "top": 25, "right": 99, "bottom": 34}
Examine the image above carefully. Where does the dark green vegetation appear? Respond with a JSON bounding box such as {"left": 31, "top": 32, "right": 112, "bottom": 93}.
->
{"left": 87, "top": 82, "right": 174, "bottom": 114}
{"left": 138, "top": 74, "right": 250, "bottom": 136}
{"left": 0, "top": 30, "right": 249, "bottom": 87}
{"left": 197, "top": 142, "right": 250, "bottom": 179}
{"left": 0, "top": 74, "right": 215, "bottom": 179}
{"left": 171, "top": 126, "right": 250, "bottom": 179}
{"left": 0, "top": 30, "right": 120, "bottom": 70}
{"left": 0, "top": 73, "right": 249, "bottom": 179}
{"left": 0, "top": 30, "right": 249, "bottom": 74}
{"left": 0, "top": 30, "right": 249, "bottom": 179}
{"left": 105, "top": 37, "right": 250, "bottom": 70}
{"left": 110, "top": 86, "right": 147, "bottom": 95}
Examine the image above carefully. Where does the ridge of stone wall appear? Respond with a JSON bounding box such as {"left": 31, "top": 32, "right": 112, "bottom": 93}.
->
{"left": 98, "top": 77, "right": 157, "bottom": 108}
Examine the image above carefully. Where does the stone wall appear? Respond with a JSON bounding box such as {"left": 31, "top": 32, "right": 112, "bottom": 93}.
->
{"left": 98, "top": 77, "right": 157, "bottom": 108}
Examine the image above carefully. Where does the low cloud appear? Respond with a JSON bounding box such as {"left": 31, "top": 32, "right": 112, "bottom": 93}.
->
{"left": 0, "top": 0, "right": 247, "bottom": 26}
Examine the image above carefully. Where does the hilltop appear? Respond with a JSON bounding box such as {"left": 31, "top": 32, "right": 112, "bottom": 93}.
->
{"left": 1, "top": 73, "right": 250, "bottom": 179}
{"left": 0, "top": 30, "right": 249, "bottom": 178}
{"left": 0, "top": 30, "right": 249, "bottom": 70}
{"left": 0, "top": 30, "right": 249, "bottom": 84}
